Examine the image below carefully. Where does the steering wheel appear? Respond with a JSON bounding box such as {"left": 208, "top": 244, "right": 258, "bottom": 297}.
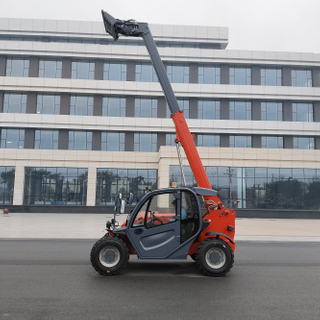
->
{"left": 149, "top": 211, "right": 163, "bottom": 225}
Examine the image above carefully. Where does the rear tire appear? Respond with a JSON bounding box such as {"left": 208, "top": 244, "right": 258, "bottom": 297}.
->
{"left": 91, "top": 236, "right": 129, "bottom": 276}
{"left": 195, "top": 238, "right": 234, "bottom": 277}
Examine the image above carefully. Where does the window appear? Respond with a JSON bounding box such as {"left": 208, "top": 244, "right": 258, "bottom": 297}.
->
{"left": 39, "top": 59, "right": 62, "bottom": 78}
{"left": 198, "top": 65, "right": 221, "bottom": 84}
{"left": 134, "top": 133, "right": 157, "bottom": 152}
{"left": 3, "top": 93, "right": 27, "bottom": 113}
{"left": 230, "top": 101, "right": 251, "bottom": 120}
{"left": 197, "top": 135, "right": 220, "bottom": 147}
{"left": 261, "top": 68, "right": 282, "bottom": 86}
{"left": 229, "top": 135, "right": 252, "bottom": 148}
{"left": 34, "top": 130, "right": 59, "bottom": 149}
{"left": 292, "top": 103, "right": 313, "bottom": 122}
{"left": 68, "top": 131, "right": 92, "bottom": 150}
{"left": 167, "top": 64, "right": 189, "bottom": 83}
{"left": 166, "top": 134, "right": 176, "bottom": 146}
{"left": 6, "top": 58, "right": 29, "bottom": 77}
{"left": 136, "top": 63, "right": 158, "bottom": 82}
{"left": 70, "top": 96, "right": 94, "bottom": 116}
{"left": 135, "top": 98, "right": 157, "bottom": 118}
{"left": 103, "top": 62, "right": 126, "bottom": 81}
{"left": 198, "top": 100, "right": 220, "bottom": 119}
{"left": 24, "top": 167, "right": 88, "bottom": 205}
{"left": 96, "top": 168, "right": 157, "bottom": 205}
{"left": 0, "top": 167, "right": 15, "bottom": 205}
{"left": 102, "top": 97, "right": 126, "bottom": 117}
{"left": 291, "top": 69, "right": 312, "bottom": 87}
{"left": 166, "top": 99, "right": 189, "bottom": 118}
{"left": 229, "top": 67, "right": 251, "bottom": 85}
{"left": 293, "top": 137, "right": 314, "bottom": 149}
{"left": 36, "top": 95, "right": 60, "bottom": 115}
{"left": 262, "top": 136, "right": 283, "bottom": 148}
{"left": 0, "top": 129, "right": 24, "bottom": 149}
{"left": 71, "top": 60, "right": 95, "bottom": 79}
{"left": 261, "top": 102, "right": 283, "bottom": 121}
{"left": 101, "top": 132, "right": 125, "bottom": 151}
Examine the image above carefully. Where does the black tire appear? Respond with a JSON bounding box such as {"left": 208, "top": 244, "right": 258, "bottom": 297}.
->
{"left": 195, "top": 238, "right": 234, "bottom": 277}
{"left": 91, "top": 236, "right": 129, "bottom": 276}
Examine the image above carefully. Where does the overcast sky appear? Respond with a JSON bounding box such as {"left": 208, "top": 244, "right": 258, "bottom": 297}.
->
{"left": 2, "top": 0, "right": 320, "bottom": 53}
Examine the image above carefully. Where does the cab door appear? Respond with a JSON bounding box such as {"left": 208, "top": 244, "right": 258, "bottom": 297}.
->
{"left": 126, "top": 189, "right": 201, "bottom": 259}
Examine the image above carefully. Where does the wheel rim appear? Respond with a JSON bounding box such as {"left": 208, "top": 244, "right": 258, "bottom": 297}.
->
{"left": 99, "top": 246, "right": 121, "bottom": 268}
{"left": 205, "top": 247, "right": 226, "bottom": 269}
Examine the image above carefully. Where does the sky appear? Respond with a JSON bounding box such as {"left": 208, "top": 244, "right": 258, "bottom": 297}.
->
{"left": 1, "top": 0, "right": 320, "bottom": 53}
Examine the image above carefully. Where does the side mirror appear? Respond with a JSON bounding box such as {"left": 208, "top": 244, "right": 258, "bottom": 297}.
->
{"left": 120, "top": 199, "right": 126, "bottom": 214}
{"left": 127, "top": 192, "right": 134, "bottom": 205}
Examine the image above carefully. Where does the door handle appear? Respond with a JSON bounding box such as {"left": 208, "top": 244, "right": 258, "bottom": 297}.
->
{"left": 134, "top": 228, "right": 143, "bottom": 235}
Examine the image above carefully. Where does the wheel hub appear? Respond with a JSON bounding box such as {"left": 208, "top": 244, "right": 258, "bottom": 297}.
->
{"left": 99, "top": 246, "right": 120, "bottom": 268}
{"left": 205, "top": 247, "right": 226, "bottom": 269}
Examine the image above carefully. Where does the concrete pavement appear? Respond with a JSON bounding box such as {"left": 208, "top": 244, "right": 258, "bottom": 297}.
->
{"left": 1, "top": 212, "right": 320, "bottom": 241}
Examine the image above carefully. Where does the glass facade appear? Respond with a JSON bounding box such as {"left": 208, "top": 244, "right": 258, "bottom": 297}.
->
{"left": 71, "top": 60, "right": 95, "bottom": 79}
{"left": 197, "top": 134, "right": 220, "bottom": 147}
{"left": 68, "top": 131, "right": 92, "bottom": 150}
{"left": 167, "top": 64, "right": 189, "bottom": 83}
{"left": 198, "top": 65, "right": 221, "bottom": 84}
{"left": 293, "top": 137, "right": 315, "bottom": 149}
{"left": 261, "top": 68, "right": 282, "bottom": 86}
{"left": 0, "top": 167, "right": 15, "bottom": 204}
{"left": 6, "top": 58, "right": 29, "bottom": 77}
{"left": 198, "top": 100, "right": 220, "bottom": 119}
{"left": 229, "top": 135, "right": 252, "bottom": 148}
{"left": 36, "top": 94, "right": 60, "bottom": 114}
{"left": 230, "top": 101, "right": 251, "bottom": 120}
{"left": 261, "top": 102, "right": 283, "bottom": 121}
{"left": 134, "top": 133, "right": 157, "bottom": 152}
{"left": 3, "top": 93, "right": 27, "bottom": 113}
{"left": 261, "top": 136, "right": 283, "bottom": 149}
{"left": 135, "top": 98, "right": 157, "bottom": 118}
{"left": 230, "top": 67, "right": 251, "bottom": 85}
{"left": 70, "top": 96, "right": 94, "bottom": 116}
{"left": 103, "top": 62, "right": 126, "bottom": 81}
{"left": 101, "top": 132, "right": 125, "bottom": 151}
{"left": 96, "top": 168, "right": 157, "bottom": 205}
{"left": 34, "top": 130, "right": 59, "bottom": 149}
{"left": 39, "top": 59, "right": 62, "bottom": 78}
{"left": 292, "top": 103, "right": 313, "bottom": 122}
{"left": 0, "top": 129, "right": 24, "bottom": 149}
{"left": 170, "top": 165, "right": 320, "bottom": 210}
{"left": 102, "top": 97, "right": 126, "bottom": 117}
{"left": 291, "top": 69, "right": 312, "bottom": 87}
{"left": 136, "top": 63, "right": 158, "bottom": 82}
{"left": 24, "top": 167, "right": 88, "bottom": 205}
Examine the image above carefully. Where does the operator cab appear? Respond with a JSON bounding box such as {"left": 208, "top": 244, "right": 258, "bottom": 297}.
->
{"left": 125, "top": 187, "right": 203, "bottom": 260}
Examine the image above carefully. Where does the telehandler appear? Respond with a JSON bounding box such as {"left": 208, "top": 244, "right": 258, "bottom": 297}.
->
{"left": 91, "top": 11, "right": 236, "bottom": 276}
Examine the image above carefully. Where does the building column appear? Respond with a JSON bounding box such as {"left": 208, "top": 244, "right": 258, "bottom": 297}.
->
{"left": 94, "top": 60, "right": 103, "bottom": 80}
{"left": 282, "top": 67, "right": 292, "bottom": 86}
{"left": 13, "top": 164, "right": 25, "bottom": 205}
{"left": 127, "top": 61, "right": 135, "bottom": 81}
{"left": 221, "top": 65, "right": 229, "bottom": 85}
{"left": 252, "top": 66, "right": 261, "bottom": 85}
{"left": 29, "top": 57, "right": 39, "bottom": 77}
{"left": 312, "top": 67, "right": 320, "bottom": 87}
{"left": 314, "top": 102, "right": 320, "bottom": 122}
{"left": 0, "top": 56, "right": 6, "bottom": 76}
{"left": 252, "top": 100, "right": 261, "bottom": 120}
{"left": 86, "top": 166, "right": 97, "bottom": 206}
{"left": 189, "top": 63, "right": 198, "bottom": 84}
{"left": 283, "top": 101, "right": 292, "bottom": 121}
{"left": 220, "top": 99, "right": 229, "bottom": 120}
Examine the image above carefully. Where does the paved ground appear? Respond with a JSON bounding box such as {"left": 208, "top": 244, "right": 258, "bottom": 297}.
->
{"left": 1, "top": 212, "right": 320, "bottom": 241}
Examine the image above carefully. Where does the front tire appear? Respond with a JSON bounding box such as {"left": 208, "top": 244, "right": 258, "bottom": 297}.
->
{"left": 91, "top": 236, "right": 129, "bottom": 276}
{"left": 195, "top": 238, "right": 234, "bottom": 277}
